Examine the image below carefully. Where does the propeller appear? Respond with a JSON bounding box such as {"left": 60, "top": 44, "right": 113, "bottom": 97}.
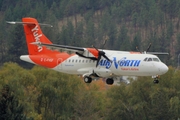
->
{"left": 92, "top": 39, "right": 112, "bottom": 67}
{"left": 136, "top": 43, "right": 151, "bottom": 54}
{"left": 75, "top": 52, "right": 97, "bottom": 60}
{"left": 146, "top": 43, "right": 151, "bottom": 53}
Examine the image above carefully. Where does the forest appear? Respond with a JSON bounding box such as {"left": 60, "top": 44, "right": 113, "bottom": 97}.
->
{"left": 0, "top": 0, "right": 180, "bottom": 119}
{"left": 1, "top": 63, "right": 180, "bottom": 120}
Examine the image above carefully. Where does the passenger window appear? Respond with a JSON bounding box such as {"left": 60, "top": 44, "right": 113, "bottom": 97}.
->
{"left": 72, "top": 60, "right": 74, "bottom": 62}
{"left": 76, "top": 60, "right": 78, "bottom": 62}
{"left": 82, "top": 60, "right": 84, "bottom": 63}
{"left": 79, "top": 60, "right": 81, "bottom": 63}
{"left": 148, "top": 58, "right": 152, "bottom": 61}
{"left": 69, "top": 59, "right": 71, "bottom": 62}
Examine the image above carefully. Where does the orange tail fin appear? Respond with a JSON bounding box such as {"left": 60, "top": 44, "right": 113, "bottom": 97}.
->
{"left": 22, "top": 17, "right": 52, "bottom": 55}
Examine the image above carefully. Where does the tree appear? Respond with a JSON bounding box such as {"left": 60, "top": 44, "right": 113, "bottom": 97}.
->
{"left": 116, "top": 24, "right": 130, "bottom": 51}
{"left": 0, "top": 85, "right": 33, "bottom": 120}
{"left": 131, "top": 32, "right": 141, "bottom": 51}
{"left": 6, "top": 25, "right": 32, "bottom": 68}
{"left": 31, "top": 66, "right": 85, "bottom": 119}
{"left": 73, "top": 84, "right": 106, "bottom": 120}
{"left": 0, "top": 18, "right": 7, "bottom": 65}
{"left": 149, "top": 88, "right": 171, "bottom": 120}
{"left": 107, "top": 19, "right": 117, "bottom": 49}
{"left": 85, "top": 18, "right": 95, "bottom": 47}
{"left": 74, "top": 21, "right": 84, "bottom": 47}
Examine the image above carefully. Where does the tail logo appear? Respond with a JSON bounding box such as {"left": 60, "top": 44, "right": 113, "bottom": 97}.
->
{"left": 32, "top": 25, "right": 43, "bottom": 52}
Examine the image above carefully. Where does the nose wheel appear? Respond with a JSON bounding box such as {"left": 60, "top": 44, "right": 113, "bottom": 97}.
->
{"left": 152, "top": 75, "right": 159, "bottom": 84}
{"left": 153, "top": 79, "right": 159, "bottom": 84}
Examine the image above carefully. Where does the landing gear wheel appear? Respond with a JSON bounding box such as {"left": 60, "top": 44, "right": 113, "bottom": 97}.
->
{"left": 106, "top": 78, "right": 114, "bottom": 85}
{"left": 153, "top": 79, "right": 159, "bottom": 84}
{"left": 84, "top": 76, "right": 92, "bottom": 83}
{"left": 152, "top": 75, "right": 159, "bottom": 84}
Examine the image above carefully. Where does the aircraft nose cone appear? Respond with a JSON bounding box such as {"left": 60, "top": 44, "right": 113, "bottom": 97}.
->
{"left": 160, "top": 63, "right": 168, "bottom": 74}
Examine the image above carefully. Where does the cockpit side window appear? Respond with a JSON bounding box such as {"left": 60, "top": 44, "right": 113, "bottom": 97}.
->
{"left": 148, "top": 58, "right": 152, "bottom": 61}
{"left": 144, "top": 58, "right": 148, "bottom": 61}
{"left": 153, "top": 58, "right": 160, "bottom": 62}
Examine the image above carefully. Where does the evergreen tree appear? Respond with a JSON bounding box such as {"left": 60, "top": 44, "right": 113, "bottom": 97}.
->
{"left": 0, "top": 85, "right": 33, "bottom": 120}
{"left": 116, "top": 24, "right": 130, "bottom": 51}
{"left": 6, "top": 25, "right": 32, "bottom": 68}
{"left": 85, "top": 18, "right": 95, "bottom": 47}
{"left": 131, "top": 32, "right": 141, "bottom": 51}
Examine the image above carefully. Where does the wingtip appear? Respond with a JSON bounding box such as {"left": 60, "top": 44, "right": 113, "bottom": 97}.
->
{"left": 6, "top": 21, "right": 16, "bottom": 24}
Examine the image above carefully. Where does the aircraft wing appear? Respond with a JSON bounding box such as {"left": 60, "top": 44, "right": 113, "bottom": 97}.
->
{"left": 31, "top": 42, "right": 85, "bottom": 54}
{"left": 146, "top": 52, "right": 169, "bottom": 55}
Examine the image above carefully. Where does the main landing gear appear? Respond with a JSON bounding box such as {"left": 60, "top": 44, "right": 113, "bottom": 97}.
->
{"left": 83, "top": 76, "right": 114, "bottom": 85}
{"left": 84, "top": 76, "right": 92, "bottom": 83}
{"left": 152, "top": 75, "right": 159, "bottom": 84}
{"left": 106, "top": 78, "right": 114, "bottom": 85}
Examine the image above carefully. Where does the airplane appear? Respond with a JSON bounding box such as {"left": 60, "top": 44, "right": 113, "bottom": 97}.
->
{"left": 6, "top": 17, "right": 169, "bottom": 85}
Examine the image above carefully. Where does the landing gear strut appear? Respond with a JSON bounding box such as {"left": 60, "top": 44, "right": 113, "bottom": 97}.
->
{"left": 152, "top": 75, "right": 159, "bottom": 84}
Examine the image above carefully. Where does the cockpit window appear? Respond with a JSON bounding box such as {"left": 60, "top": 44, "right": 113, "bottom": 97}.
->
{"left": 148, "top": 58, "right": 152, "bottom": 61}
{"left": 144, "top": 58, "right": 148, "bottom": 61}
{"left": 144, "top": 57, "right": 160, "bottom": 62}
{"left": 153, "top": 58, "right": 160, "bottom": 62}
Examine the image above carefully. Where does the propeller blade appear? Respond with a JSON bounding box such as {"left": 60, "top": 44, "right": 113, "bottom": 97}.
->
{"left": 93, "top": 43, "right": 112, "bottom": 67}
{"left": 92, "top": 45, "right": 99, "bottom": 52}
{"left": 146, "top": 43, "right": 151, "bottom": 52}
{"left": 103, "top": 54, "right": 112, "bottom": 62}
{"left": 101, "top": 39, "right": 107, "bottom": 49}
{"left": 75, "top": 52, "right": 97, "bottom": 60}
{"left": 96, "top": 55, "right": 101, "bottom": 67}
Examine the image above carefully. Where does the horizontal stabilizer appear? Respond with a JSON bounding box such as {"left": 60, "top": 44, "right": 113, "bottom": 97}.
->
{"left": 6, "top": 21, "right": 53, "bottom": 27}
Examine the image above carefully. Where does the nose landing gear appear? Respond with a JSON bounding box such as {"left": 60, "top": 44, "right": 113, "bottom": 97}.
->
{"left": 153, "top": 79, "right": 159, "bottom": 84}
{"left": 152, "top": 75, "right": 159, "bottom": 84}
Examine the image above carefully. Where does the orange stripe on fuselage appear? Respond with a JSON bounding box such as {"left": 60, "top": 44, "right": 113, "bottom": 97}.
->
{"left": 86, "top": 48, "right": 98, "bottom": 58}
{"left": 29, "top": 52, "right": 74, "bottom": 68}
{"left": 129, "top": 51, "right": 141, "bottom": 54}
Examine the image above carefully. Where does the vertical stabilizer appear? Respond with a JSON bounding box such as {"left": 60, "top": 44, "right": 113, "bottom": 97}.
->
{"left": 22, "top": 17, "right": 52, "bottom": 55}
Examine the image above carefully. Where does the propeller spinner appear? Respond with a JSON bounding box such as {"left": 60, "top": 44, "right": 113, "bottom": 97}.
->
{"left": 92, "top": 40, "right": 112, "bottom": 67}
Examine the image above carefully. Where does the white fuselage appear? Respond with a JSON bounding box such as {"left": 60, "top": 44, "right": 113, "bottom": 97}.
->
{"left": 49, "top": 51, "right": 168, "bottom": 78}
{"left": 9, "top": 17, "right": 168, "bottom": 84}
